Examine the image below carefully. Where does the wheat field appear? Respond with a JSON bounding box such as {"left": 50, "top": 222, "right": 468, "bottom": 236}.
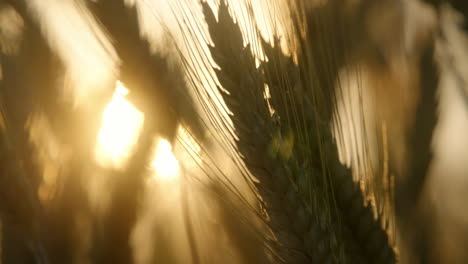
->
{"left": 0, "top": 0, "right": 468, "bottom": 263}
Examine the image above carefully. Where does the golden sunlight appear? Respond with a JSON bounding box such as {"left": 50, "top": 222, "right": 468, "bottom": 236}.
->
{"left": 96, "top": 81, "right": 144, "bottom": 168}
{"left": 151, "top": 139, "right": 180, "bottom": 180}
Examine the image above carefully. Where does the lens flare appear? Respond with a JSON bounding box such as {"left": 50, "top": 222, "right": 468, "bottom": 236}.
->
{"left": 96, "top": 81, "right": 144, "bottom": 168}
{"left": 151, "top": 139, "right": 180, "bottom": 179}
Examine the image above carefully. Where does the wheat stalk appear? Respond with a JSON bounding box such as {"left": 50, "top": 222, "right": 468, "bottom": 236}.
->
{"left": 394, "top": 31, "right": 439, "bottom": 263}
{"left": 0, "top": 108, "right": 47, "bottom": 263}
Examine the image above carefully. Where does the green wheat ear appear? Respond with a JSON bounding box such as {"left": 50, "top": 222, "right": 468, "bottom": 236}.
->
{"left": 200, "top": 0, "right": 397, "bottom": 262}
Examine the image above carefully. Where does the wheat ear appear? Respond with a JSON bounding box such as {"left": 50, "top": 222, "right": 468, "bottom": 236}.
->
{"left": 203, "top": 1, "right": 397, "bottom": 262}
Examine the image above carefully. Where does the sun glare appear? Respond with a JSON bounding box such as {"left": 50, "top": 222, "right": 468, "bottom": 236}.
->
{"left": 96, "top": 81, "right": 144, "bottom": 168}
{"left": 151, "top": 139, "right": 180, "bottom": 180}
{"left": 96, "top": 81, "right": 182, "bottom": 179}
